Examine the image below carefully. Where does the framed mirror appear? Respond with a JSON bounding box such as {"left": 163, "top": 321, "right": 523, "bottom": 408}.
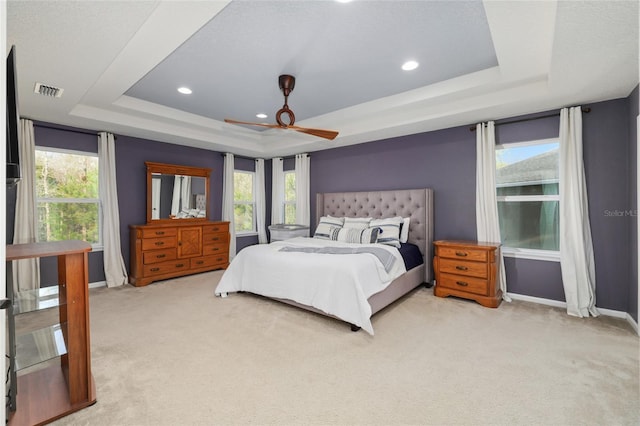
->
{"left": 145, "top": 162, "right": 211, "bottom": 224}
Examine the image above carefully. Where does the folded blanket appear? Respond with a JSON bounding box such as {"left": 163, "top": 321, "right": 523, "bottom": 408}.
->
{"left": 279, "top": 245, "right": 397, "bottom": 273}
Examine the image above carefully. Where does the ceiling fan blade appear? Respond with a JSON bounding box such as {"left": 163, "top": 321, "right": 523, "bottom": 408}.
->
{"left": 288, "top": 125, "right": 339, "bottom": 140}
{"left": 224, "top": 118, "right": 281, "bottom": 129}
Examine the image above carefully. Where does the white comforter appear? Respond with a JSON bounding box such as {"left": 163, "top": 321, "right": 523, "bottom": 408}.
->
{"left": 215, "top": 237, "right": 406, "bottom": 335}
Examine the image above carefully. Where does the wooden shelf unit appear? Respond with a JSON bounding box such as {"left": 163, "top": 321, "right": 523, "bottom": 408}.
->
{"left": 7, "top": 240, "right": 96, "bottom": 426}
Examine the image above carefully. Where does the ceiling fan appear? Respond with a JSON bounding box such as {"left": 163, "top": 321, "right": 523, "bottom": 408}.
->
{"left": 224, "top": 74, "right": 339, "bottom": 141}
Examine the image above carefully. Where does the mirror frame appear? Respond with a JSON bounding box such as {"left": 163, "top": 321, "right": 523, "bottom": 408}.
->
{"left": 146, "top": 161, "right": 211, "bottom": 224}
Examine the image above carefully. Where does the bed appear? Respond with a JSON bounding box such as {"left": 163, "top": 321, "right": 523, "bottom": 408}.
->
{"left": 215, "top": 188, "right": 434, "bottom": 334}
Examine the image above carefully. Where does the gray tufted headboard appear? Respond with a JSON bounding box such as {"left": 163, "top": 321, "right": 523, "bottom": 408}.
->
{"left": 315, "top": 188, "right": 434, "bottom": 283}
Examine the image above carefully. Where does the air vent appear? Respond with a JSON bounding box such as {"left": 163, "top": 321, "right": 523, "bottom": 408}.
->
{"left": 34, "top": 82, "right": 64, "bottom": 98}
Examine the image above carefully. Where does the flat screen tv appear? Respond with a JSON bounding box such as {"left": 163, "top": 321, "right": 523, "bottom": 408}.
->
{"left": 6, "top": 45, "right": 21, "bottom": 186}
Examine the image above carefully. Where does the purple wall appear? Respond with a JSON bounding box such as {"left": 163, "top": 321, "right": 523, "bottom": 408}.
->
{"left": 310, "top": 98, "right": 635, "bottom": 312}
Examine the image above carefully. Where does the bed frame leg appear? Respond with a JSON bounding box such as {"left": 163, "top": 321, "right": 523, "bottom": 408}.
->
{"left": 350, "top": 324, "right": 361, "bottom": 332}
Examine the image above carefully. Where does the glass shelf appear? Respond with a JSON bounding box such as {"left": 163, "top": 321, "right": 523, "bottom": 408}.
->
{"left": 15, "top": 323, "right": 67, "bottom": 371}
{"left": 13, "top": 286, "right": 60, "bottom": 315}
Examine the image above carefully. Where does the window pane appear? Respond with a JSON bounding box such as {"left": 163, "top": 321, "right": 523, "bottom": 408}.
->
{"left": 284, "top": 172, "right": 296, "bottom": 202}
{"left": 497, "top": 183, "right": 558, "bottom": 197}
{"left": 233, "top": 172, "right": 253, "bottom": 202}
{"left": 36, "top": 151, "right": 98, "bottom": 199}
{"left": 37, "top": 202, "right": 100, "bottom": 244}
{"left": 234, "top": 203, "right": 254, "bottom": 232}
{"left": 284, "top": 203, "right": 296, "bottom": 225}
{"left": 497, "top": 201, "right": 559, "bottom": 250}
{"left": 496, "top": 142, "right": 558, "bottom": 190}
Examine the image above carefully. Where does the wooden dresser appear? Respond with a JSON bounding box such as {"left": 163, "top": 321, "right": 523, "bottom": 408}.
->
{"left": 433, "top": 240, "right": 502, "bottom": 308}
{"left": 129, "top": 221, "right": 230, "bottom": 286}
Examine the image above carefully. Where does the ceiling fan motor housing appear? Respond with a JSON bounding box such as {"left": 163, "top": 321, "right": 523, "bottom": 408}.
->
{"left": 277, "top": 74, "right": 296, "bottom": 126}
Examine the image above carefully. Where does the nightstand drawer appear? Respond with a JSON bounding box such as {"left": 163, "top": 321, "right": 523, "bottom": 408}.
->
{"left": 438, "top": 246, "right": 487, "bottom": 262}
{"left": 438, "top": 273, "right": 489, "bottom": 296}
{"left": 438, "top": 258, "right": 487, "bottom": 278}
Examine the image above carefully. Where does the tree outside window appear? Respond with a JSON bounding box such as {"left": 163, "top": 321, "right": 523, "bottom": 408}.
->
{"left": 283, "top": 171, "right": 296, "bottom": 224}
{"left": 233, "top": 171, "right": 255, "bottom": 233}
{"left": 35, "top": 148, "right": 101, "bottom": 246}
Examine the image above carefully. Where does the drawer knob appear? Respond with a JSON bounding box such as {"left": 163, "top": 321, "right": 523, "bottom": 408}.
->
{"left": 456, "top": 281, "right": 469, "bottom": 287}
{"left": 455, "top": 251, "right": 467, "bottom": 257}
{"left": 455, "top": 265, "right": 468, "bottom": 271}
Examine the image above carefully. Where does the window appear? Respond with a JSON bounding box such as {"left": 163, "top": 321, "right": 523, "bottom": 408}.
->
{"left": 35, "top": 148, "right": 101, "bottom": 248}
{"left": 495, "top": 139, "right": 559, "bottom": 260}
{"left": 233, "top": 170, "right": 255, "bottom": 233}
{"left": 283, "top": 171, "right": 296, "bottom": 224}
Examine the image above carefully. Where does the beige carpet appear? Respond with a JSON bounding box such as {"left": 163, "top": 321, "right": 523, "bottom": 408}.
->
{"left": 23, "top": 270, "right": 637, "bottom": 425}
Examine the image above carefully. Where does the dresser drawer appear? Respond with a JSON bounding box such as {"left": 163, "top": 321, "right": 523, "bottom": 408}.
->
{"left": 438, "top": 246, "right": 487, "bottom": 262}
{"left": 143, "top": 248, "right": 177, "bottom": 264}
{"left": 202, "top": 243, "right": 228, "bottom": 256}
{"left": 191, "top": 254, "right": 228, "bottom": 269}
{"left": 144, "top": 260, "right": 189, "bottom": 277}
{"left": 438, "top": 258, "right": 487, "bottom": 279}
{"left": 203, "top": 223, "right": 228, "bottom": 234}
{"left": 142, "top": 228, "right": 177, "bottom": 239}
{"left": 438, "top": 273, "right": 489, "bottom": 296}
{"left": 202, "top": 232, "right": 229, "bottom": 246}
{"left": 142, "top": 236, "right": 177, "bottom": 251}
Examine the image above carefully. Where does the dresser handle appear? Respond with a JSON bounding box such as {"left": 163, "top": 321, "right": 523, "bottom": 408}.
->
{"left": 456, "top": 281, "right": 469, "bottom": 287}
{"left": 216, "top": 257, "right": 223, "bottom": 262}
{"left": 455, "top": 265, "right": 468, "bottom": 271}
{"left": 455, "top": 251, "right": 467, "bottom": 257}
{"left": 155, "top": 241, "right": 164, "bottom": 246}
{"left": 155, "top": 231, "right": 165, "bottom": 236}
{"left": 211, "top": 237, "right": 219, "bottom": 241}
{"left": 156, "top": 254, "right": 166, "bottom": 259}
{"left": 195, "top": 260, "right": 204, "bottom": 265}
{"left": 150, "top": 267, "right": 160, "bottom": 272}
{"left": 176, "top": 263, "right": 185, "bottom": 268}
{"left": 212, "top": 248, "right": 219, "bottom": 251}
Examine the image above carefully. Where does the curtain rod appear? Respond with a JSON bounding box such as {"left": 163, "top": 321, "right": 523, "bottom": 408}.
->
{"left": 469, "top": 107, "right": 591, "bottom": 132}
{"left": 220, "top": 153, "right": 308, "bottom": 161}
{"left": 33, "top": 122, "right": 101, "bottom": 137}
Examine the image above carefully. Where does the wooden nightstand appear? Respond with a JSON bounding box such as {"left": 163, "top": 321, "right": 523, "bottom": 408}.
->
{"left": 433, "top": 240, "right": 502, "bottom": 308}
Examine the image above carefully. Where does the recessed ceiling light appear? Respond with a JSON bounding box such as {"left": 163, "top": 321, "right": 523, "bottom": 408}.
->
{"left": 256, "top": 113, "right": 268, "bottom": 119}
{"left": 177, "top": 87, "right": 192, "bottom": 95}
{"left": 335, "top": 0, "right": 352, "bottom": 3}
{"left": 401, "top": 60, "right": 419, "bottom": 71}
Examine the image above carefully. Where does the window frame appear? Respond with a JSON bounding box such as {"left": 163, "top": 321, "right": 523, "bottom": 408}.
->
{"left": 283, "top": 170, "right": 296, "bottom": 225}
{"left": 233, "top": 169, "right": 257, "bottom": 236}
{"left": 35, "top": 146, "right": 103, "bottom": 250}
{"left": 495, "top": 138, "right": 560, "bottom": 262}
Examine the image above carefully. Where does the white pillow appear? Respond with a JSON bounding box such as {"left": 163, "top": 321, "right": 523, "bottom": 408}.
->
{"left": 343, "top": 217, "right": 372, "bottom": 230}
{"left": 333, "top": 227, "right": 380, "bottom": 244}
{"left": 314, "top": 216, "right": 344, "bottom": 240}
{"left": 370, "top": 216, "right": 403, "bottom": 248}
{"left": 400, "top": 217, "right": 410, "bottom": 243}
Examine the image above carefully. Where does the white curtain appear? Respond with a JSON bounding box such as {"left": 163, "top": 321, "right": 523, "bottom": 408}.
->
{"left": 98, "top": 132, "right": 128, "bottom": 287}
{"left": 559, "top": 107, "right": 599, "bottom": 317}
{"left": 271, "top": 157, "right": 284, "bottom": 224}
{"left": 255, "top": 159, "right": 268, "bottom": 244}
{"left": 171, "top": 176, "right": 181, "bottom": 216}
{"left": 12, "top": 119, "right": 40, "bottom": 293}
{"left": 295, "top": 154, "right": 310, "bottom": 226}
{"left": 222, "top": 153, "right": 236, "bottom": 260}
{"left": 475, "top": 121, "right": 510, "bottom": 301}
{"left": 151, "top": 177, "right": 161, "bottom": 219}
{"left": 181, "top": 176, "right": 192, "bottom": 210}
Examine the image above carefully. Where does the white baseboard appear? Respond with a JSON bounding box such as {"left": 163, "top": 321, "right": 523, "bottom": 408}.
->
{"left": 89, "top": 281, "right": 107, "bottom": 289}
{"left": 507, "top": 292, "right": 640, "bottom": 336}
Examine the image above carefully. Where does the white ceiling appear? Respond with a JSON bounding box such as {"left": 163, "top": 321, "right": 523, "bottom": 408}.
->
{"left": 6, "top": 0, "right": 639, "bottom": 158}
